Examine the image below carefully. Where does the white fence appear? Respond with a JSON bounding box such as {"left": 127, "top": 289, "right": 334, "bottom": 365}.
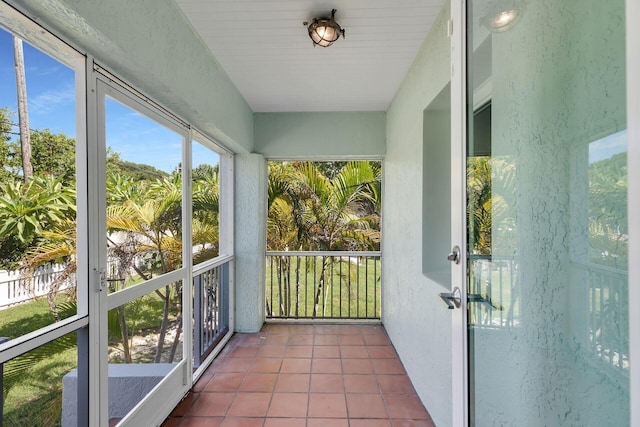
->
{"left": 0, "top": 264, "right": 75, "bottom": 309}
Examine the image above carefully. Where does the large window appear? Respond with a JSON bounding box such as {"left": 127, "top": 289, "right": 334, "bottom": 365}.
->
{"left": 105, "top": 96, "right": 185, "bottom": 289}
{"left": 191, "top": 137, "right": 222, "bottom": 265}
{"left": 0, "top": 8, "right": 87, "bottom": 426}
{"left": 0, "top": 25, "right": 82, "bottom": 336}
{"left": 0, "top": 5, "right": 235, "bottom": 425}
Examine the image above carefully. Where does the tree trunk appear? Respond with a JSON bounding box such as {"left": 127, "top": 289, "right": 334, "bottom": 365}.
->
{"left": 277, "top": 257, "right": 285, "bottom": 316}
{"left": 313, "top": 256, "right": 330, "bottom": 317}
{"left": 295, "top": 255, "right": 301, "bottom": 317}
{"left": 13, "top": 36, "right": 33, "bottom": 181}
{"left": 117, "top": 306, "right": 132, "bottom": 363}
{"left": 154, "top": 285, "right": 171, "bottom": 362}
{"left": 168, "top": 316, "right": 183, "bottom": 363}
{"left": 284, "top": 256, "right": 290, "bottom": 316}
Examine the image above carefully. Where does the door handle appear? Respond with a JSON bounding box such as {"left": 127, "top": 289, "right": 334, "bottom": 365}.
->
{"left": 439, "top": 287, "right": 461, "bottom": 309}
{"left": 447, "top": 245, "right": 461, "bottom": 264}
{"left": 467, "top": 294, "right": 502, "bottom": 310}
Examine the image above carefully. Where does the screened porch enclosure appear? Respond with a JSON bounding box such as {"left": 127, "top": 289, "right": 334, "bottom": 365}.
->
{"left": 0, "top": 0, "right": 636, "bottom": 426}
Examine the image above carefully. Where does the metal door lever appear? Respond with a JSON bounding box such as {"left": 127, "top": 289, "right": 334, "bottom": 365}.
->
{"left": 439, "top": 287, "right": 461, "bottom": 309}
{"left": 467, "top": 293, "right": 501, "bottom": 310}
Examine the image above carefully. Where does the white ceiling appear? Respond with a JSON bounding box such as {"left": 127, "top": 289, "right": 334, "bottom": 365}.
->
{"left": 174, "top": 0, "right": 446, "bottom": 112}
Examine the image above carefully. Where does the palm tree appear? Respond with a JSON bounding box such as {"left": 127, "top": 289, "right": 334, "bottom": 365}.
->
{"left": 297, "top": 162, "right": 380, "bottom": 316}
{"left": 21, "top": 219, "right": 77, "bottom": 313}
{"left": 192, "top": 166, "right": 220, "bottom": 263}
{"left": 106, "top": 171, "right": 220, "bottom": 362}
{"left": 267, "top": 161, "right": 381, "bottom": 317}
{"left": 106, "top": 175, "right": 182, "bottom": 362}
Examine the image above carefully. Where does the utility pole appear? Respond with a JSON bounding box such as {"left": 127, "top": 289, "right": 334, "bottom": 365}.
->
{"left": 13, "top": 36, "right": 33, "bottom": 182}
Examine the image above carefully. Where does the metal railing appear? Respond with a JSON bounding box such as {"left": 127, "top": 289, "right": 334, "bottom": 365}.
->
{"left": 572, "top": 260, "right": 629, "bottom": 375}
{"left": 266, "top": 251, "right": 381, "bottom": 320}
{"left": 469, "top": 255, "right": 629, "bottom": 376}
{"left": 193, "top": 256, "right": 231, "bottom": 368}
{"left": 468, "top": 255, "right": 519, "bottom": 328}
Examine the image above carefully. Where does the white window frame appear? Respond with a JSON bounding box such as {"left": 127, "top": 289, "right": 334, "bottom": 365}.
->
{"left": 190, "top": 129, "right": 235, "bottom": 381}
{"left": 1, "top": 4, "right": 239, "bottom": 425}
{"left": 0, "top": 2, "right": 91, "bottom": 423}
{"left": 93, "top": 70, "right": 194, "bottom": 426}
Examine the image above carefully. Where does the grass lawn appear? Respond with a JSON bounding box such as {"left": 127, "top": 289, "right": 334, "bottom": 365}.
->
{"left": 0, "top": 284, "right": 180, "bottom": 426}
{"left": 0, "top": 292, "right": 77, "bottom": 427}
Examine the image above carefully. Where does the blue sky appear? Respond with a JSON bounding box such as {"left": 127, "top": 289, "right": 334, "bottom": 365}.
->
{"left": 0, "top": 27, "right": 218, "bottom": 173}
{"left": 0, "top": 28, "right": 76, "bottom": 138}
{"left": 589, "top": 130, "right": 627, "bottom": 164}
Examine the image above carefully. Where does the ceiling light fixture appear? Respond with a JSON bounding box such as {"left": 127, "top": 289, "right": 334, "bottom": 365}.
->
{"left": 303, "top": 9, "right": 345, "bottom": 47}
{"left": 482, "top": 1, "right": 523, "bottom": 33}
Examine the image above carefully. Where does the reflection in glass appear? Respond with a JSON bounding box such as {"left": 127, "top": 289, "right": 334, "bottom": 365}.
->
{"left": 467, "top": 0, "right": 628, "bottom": 425}
{"left": 587, "top": 131, "right": 627, "bottom": 269}
{"left": 191, "top": 141, "right": 220, "bottom": 265}
{"left": 105, "top": 98, "right": 184, "bottom": 292}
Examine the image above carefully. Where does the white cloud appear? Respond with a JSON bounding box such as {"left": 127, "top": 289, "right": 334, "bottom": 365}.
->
{"left": 28, "top": 84, "right": 75, "bottom": 114}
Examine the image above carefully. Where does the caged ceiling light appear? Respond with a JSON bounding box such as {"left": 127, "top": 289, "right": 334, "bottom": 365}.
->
{"left": 303, "top": 9, "right": 345, "bottom": 47}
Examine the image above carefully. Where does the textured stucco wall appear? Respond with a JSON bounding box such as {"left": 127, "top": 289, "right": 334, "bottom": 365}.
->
{"left": 12, "top": 0, "right": 253, "bottom": 153}
{"left": 382, "top": 4, "right": 452, "bottom": 426}
{"left": 254, "top": 112, "right": 386, "bottom": 159}
{"left": 234, "top": 153, "right": 267, "bottom": 332}
{"left": 471, "top": 0, "right": 628, "bottom": 425}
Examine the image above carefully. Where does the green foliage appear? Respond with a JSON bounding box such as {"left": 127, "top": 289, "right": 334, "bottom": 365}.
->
{"left": 0, "top": 234, "right": 29, "bottom": 270}
{"left": 0, "top": 299, "right": 75, "bottom": 426}
{"left": 466, "top": 156, "right": 516, "bottom": 256}
{"left": 0, "top": 175, "right": 76, "bottom": 243}
{"left": 267, "top": 161, "right": 381, "bottom": 252}
{"left": 107, "top": 146, "right": 169, "bottom": 182}
{"left": 314, "top": 161, "right": 347, "bottom": 180}
{"left": 266, "top": 255, "right": 381, "bottom": 318}
{"left": 466, "top": 150, "right": 627, "bottom": 268}
{"left": 0, "top": 108, "right": 22, "bottom": 183}
{"left": 267, "top": 161, "right": 381, "bottom": 318}
{"left": 588, "top": 152, "right": 628, "bottom": 267}
{"left": 3, "top": 344, "right": 76, "bottom": 427}
{"left": 193, "top": 162, "right": 219, "bottom": 181}
{"left": 0, "top": 109, "right": 77, "bottom": 184}
{"left": 30, "top": 129, "right": 76, "bottom": 184}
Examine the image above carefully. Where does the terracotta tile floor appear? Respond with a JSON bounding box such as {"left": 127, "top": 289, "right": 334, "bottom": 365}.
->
{"left": 163, "top": 324, "right": 435, "bottom": 427}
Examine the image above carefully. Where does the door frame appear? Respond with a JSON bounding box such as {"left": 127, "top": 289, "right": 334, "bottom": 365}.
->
{"left": 451, "top": 1, "right": 640, "bottom": 426}
{"left": 627, "top": 1, "right": 640, "bottom": 426}
{"left": 94, "top": 74, "right": 192, "bottom": 426}
{"left": 450, "top": 0, "right": 468, "bottom": 426}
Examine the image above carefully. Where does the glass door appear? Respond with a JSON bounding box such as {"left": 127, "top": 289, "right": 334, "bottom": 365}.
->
{"left": 96, "top": 78, "right": 191, "bottom": 425}
{"left": 466, "top": 0, "right": 629, "bottom": 425}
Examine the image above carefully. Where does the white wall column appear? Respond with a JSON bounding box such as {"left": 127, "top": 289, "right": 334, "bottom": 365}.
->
{"left": 234, "top": 153, "right": 267, "bottom": 332}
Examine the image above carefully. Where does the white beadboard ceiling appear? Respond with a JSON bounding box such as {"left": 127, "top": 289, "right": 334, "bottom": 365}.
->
{"left": 174, "top": 0, "right": 446, "bottom": 112}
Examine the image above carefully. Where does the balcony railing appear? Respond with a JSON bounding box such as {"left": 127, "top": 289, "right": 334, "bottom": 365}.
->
{"left": 572, "top": 260, "right": 629, "bottom": 375}
{"left": 468, "top": 255, "right": 519, "bottom": 328}
{"left": 193, "top": 256, "right": 231, "bottom": 368}
{"left": 266, "top": 251, "right": 381, "bottom": 320}
{"left": 469, "top": 254, "right": 629, "bottom": 378}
